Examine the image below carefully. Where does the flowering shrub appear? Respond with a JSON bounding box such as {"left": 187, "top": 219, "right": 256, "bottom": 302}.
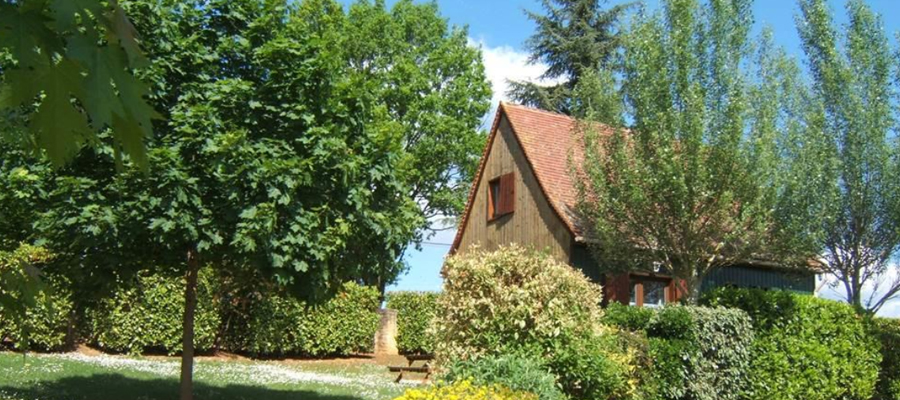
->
{"left": 433, "top": 245, "right": 639, "bottom": 400}
{"left": 433, "top": 245, "right": 605, "bottom": 362}
{"left": 392, "top": 380, "right": 538, "bottom": 400}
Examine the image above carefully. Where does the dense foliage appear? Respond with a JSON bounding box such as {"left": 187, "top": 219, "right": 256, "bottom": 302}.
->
{"left": 223, "top": 281, "right": 379, "bottom": 357}
{"left": 0, "top": 0, "right": 155, "bottom": 166}
{"left": 87, "top": 267, "right": 221, "bottom": 355}
{"left": 392, "top": 380, "right": 537, "bottom": 400}
{"left": 0, "top": 244, "right": 54, "bottom": 333}
{"left": 0, "top": 0, "right": 489, "bottom": 397}
{"left": 703, "top": 288, "right": 881, "bottom": 400}
{"left": 442, "top": 353, "right": 566, "bottom": 400}
{"left": 575, "top": 0, "right": 797, "bottom": 304}
{"left": 385, "top": 291, "right": 439, "bottom": 354}
{"left": 603, "top": 304, "right": 754, "bottom": 400}
{"left": 870, "top": 318, "right": 900, "bottom": 400}
{"left": 0, "top": 274, "right": 72, "bottom": 351}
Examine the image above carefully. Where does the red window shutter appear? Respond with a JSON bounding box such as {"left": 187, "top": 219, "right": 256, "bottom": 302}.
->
{"left": 499, "top": 172, "right": 515, "bottom": 215}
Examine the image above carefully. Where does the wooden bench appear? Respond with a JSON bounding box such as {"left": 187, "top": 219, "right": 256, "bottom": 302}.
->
{"left": 389, "top": 354, "right": 434, "bottom": 383}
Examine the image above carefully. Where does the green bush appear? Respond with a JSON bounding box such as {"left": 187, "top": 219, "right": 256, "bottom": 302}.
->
{"left": 386, "top": 291, "right": 439, "bottom": 354}
{"left": 703, "top": 288, "right": 880, "bottom": 400}
{"left": 434, "top": 245, "right": 637, "bottom": 400}
{"left": 603, "top": 304, "right": 754, "bottom": 400}
{"left": 224, "top": 281, "right": 379, "bottom": 357}
{"left": 0, "top": 276, "right": 73, "bottom": 351}
{"left": 602, "top": 302, "right": 655, "bottom": 331}
{"left": 300, "top": 281, "right": 381, "bottom": 356}
{"left": 870, "top": 318, "right": 900, "bottom": 400}
{"left": 87, "top": 267, "right": 221, "bottom": 355}
{"left": 547, "top": 333, "right": 636, "bottom": 400}
{"left": 442, "top": 353, "right": 566, "bottom": 400}
{"left": 434, "top": 245, "right": 605, "bottom": 362}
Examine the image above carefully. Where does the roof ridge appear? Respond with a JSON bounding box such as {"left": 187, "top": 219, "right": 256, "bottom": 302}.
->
{"left": 500, "top": 101, "right": 576, "bottom": 120}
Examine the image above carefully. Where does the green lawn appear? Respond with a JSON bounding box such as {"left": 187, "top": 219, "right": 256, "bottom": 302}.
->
{"left": 0, "top": 352, "right": 410, "bottom": 400}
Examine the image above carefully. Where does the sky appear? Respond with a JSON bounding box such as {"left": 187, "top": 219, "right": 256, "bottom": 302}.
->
{"left": 339, "top": 0, "right": 900, "bottom": 316}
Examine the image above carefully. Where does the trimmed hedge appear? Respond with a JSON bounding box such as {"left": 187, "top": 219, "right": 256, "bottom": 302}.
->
{"left": 603, "top": 303, "right": 754, "bottom": 400}
{"left": 385, "top": 291, "right": 439, "bottom": 354}
{"left": 870, "top": 318, "right": 900, "bottom": 400}
{"left": 0, "top": 276, "right": 73, "bottom": 351}
{"left": 87, "top": 267, "right": 221, "bottom": 355}
{"left": 223, "top": 281, "right": 380, "bottom": 357}
{"left": 703, "top": 288, "right": 881, "bottom": 400}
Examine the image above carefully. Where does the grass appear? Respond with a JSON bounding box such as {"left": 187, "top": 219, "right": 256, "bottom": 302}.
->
{"left": 0, "top": 351, "right": 410, "bottom": 400}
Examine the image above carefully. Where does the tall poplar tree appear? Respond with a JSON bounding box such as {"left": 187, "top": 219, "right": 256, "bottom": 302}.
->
{"left": 576, "top": 0, "right": 801, "bottom": 303}
{"left": 784, "top": 0, "right": 900, "bottom": 314}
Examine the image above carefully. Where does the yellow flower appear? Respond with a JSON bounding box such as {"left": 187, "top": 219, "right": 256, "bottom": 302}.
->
{"left": 392, "top": 380, "right": 537, "bottom": 400}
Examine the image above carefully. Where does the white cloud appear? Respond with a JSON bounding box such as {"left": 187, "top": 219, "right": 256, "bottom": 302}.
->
{"left": 468, "top": 38, "right": 562, "bottom": 124}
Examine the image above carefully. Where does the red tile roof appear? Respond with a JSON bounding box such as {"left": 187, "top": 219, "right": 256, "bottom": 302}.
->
{"left": 450, "top": 103, "right": 615, "bottom": 252}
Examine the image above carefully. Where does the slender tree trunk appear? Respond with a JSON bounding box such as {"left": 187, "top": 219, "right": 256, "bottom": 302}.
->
{"left": 180, "top": 249, "right": 200, "bottom": 400}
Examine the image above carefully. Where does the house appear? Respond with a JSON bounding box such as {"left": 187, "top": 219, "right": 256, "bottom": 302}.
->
{"left": 449, "top": 102, "right": 815, "bottom": 307}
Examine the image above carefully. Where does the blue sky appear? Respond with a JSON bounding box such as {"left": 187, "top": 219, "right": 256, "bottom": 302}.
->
{"left": 344, "top": 0, "right": 900, "bottom": 316}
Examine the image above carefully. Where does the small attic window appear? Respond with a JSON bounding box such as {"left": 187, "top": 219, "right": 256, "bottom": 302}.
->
{"left": 487, "top": 172, "right": 515, "bottom": 221}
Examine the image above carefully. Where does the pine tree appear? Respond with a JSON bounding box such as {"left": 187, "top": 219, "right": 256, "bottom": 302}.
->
{"left": 508, "top": 0, "right": 633, "bottom": 115}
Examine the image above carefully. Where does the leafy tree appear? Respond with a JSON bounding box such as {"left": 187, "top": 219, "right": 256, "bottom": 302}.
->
{"left": 508, "top": 0, "right": 633, "bottom": 115}
{"left": 343, "top": 0, "right": 491, "bottom": 294}
{"left": 0, "top": 0, "right": 156, "bottom": 167}
{"left": 782, "top": 0, "right": 900, "bottom": 314}
{"left": 0, "top": 1, "right": 488, "bottom": 399}
{"left": 575, "top": 0, "right": 799, "bottom": 303}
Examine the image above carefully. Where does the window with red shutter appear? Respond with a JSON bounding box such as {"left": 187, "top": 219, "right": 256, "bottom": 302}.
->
{"left": 487, "top": 172, "right": 515, "bottom": 221}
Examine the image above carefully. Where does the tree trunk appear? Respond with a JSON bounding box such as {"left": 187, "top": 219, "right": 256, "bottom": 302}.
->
{"left": 180, "top": 249, "right": 200, "bottom": 400}
{"left": 678, "top": 270, "right": 702, "bottom": 305}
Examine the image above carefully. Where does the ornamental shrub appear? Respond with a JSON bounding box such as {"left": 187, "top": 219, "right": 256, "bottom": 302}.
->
{"left": 386, "top": 291, "right": 439, "bottom": 354}
{"left": 869, "top": 318, "right": 900, "bottom": 400}
{"left": 434, "top": 245, "right": 639, "bottom": 400}
{"left": 602, "top": 304, "right": 754, "bottom": 400}
{"left": 442, "top": 353, "right": 566, "bottom": 400}
{"left": 87, "top": 267, "right": 221, "bottom": 355}
{"left": 703, "top": 288, "right": 880, "bottom": 400}
{"left": 0, "top": 276, "right": 73, "bottom": 351}
{"left": 392, "top": 380, "right": 538, "bottom": 400}
{"left": 433, "top": 245, "right": 605, "bottom": 362}
{"left": 223, "top": 281, "right": 379, "bottom": 357}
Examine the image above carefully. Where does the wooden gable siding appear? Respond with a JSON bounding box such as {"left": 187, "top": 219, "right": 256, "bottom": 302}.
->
{"left": 455, "top": 116, "right": 574, "bottom": 261}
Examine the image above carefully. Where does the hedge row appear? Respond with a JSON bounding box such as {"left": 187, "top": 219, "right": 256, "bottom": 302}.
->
{"left": 0, "top": 276, "right": 73, "bottom": 351}
{"left": 87, "top": 268, "right": 221, "bottom": 355}
{"left": 603, "top": 303, "right": 754, "bottom": 400}
{"left": 870, "top": 318, "right": 900, "bottom": 400}
{"left": 702, "top": 288, "right": 881, "bottom": 400}
{"left": 222, "top": 280, "right": 380, "bottom": 357}
{"left": 385, "top": 291, "right": 439, "bottom": 354}
{"left": 1, "top": 268, "right": 380, "bottom": 357}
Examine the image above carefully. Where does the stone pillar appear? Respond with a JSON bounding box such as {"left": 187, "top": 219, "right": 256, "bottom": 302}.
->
{"left": 374, "top": 308, "right": 399, "bottom": 355}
